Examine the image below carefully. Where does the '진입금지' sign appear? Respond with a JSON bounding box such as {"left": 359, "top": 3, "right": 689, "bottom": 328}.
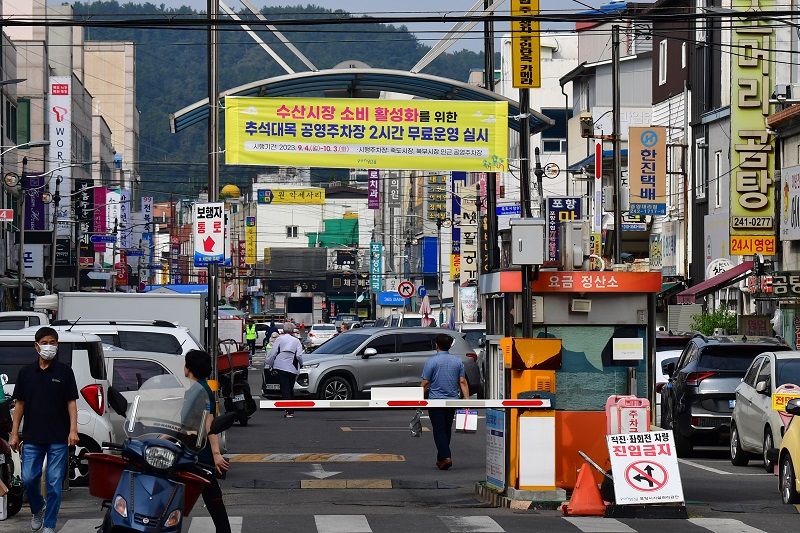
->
{"left": 224, "top": 97, "right": 509, "bottom": 172}
{"left": 607, "top": 431, "right": 684, "bottom": 505}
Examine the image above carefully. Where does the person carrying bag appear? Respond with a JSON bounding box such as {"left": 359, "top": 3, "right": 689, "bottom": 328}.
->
{"left": 265, "top": 322, "right": 304, "bottom": 418}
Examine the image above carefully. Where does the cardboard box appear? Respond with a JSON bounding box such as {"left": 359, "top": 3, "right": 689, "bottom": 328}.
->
{"left": 455, "top": 409, "right": 478, "bottom": 433}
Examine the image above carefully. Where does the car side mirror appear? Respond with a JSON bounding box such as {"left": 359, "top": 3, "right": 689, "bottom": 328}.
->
{"left": 362, "top": 347, "right": 377, "bottom": 358}
{"left": 107, "top": 386, "right": 129, "bottom": 418}
{"left": 755, "top": 381, "right": 769, "bottom": 395}
{"left": 787, "top": 398, "right": 800, "bottom": 416}
{"left": 663, "top": 362, "right": 676, "bottom": 377}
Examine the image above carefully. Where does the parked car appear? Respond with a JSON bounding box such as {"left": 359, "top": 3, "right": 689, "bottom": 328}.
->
{"left": 654, "top": 332, "right": 695, "bottom": 426}
{"left": 50, "top": 320, "right": 202, "bottom": 356}
{"left": 360, "top": 320, "right": 376, "bottom": 328}
{"left": 0, "top": 329, "right": 114, "bottom": 486}
{"left": 305, "top": 324, "right": 338, "bottom": 347}
{"left": 730, "top": 351, "right": 800, "bottom": 471}
{"left": 660, "top": 334, "right": 790, "bottom": 457}
{"left": 773, "top": 398, "right": 800, "bottom": 503}
{"left": 384, "top": 313, "right": 438, "bottom": 327}
{"left": 288, "top": 328, "right": 480, "bottom": 400}
{"left": 334, "top": 314, "right": 360, "bottom": 329}
{"left": 102, "top": 349, "right": 192, "bottom": 440}
{"left": 0, "top": 311, "right": 49, "bottom": 330}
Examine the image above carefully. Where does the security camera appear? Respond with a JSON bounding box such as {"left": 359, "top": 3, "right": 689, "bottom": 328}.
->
{"left": 579, "top": 112, "right": 594, "bottom": 139}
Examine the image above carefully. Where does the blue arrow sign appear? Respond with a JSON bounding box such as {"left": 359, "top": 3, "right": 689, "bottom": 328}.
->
{"left": 417, "top": 285, "right": 427, "bottom": 298}
{"left": 90, "top": 235, "right": 117, "bottom": 244}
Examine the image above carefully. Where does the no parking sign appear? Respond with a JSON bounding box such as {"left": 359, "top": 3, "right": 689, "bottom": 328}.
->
{"left": 606, "top": 430, "right": 684, "bottom": 505}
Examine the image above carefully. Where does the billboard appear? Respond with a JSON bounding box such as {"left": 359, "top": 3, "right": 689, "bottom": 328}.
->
{"left": 224, "top": 97, "right": 509, "bottom": 172}
{"left": 628, "top": 127, "right": 667, "bottom": 215}
{"left": 510, "top": 0, "right": 541, "bottom": 88}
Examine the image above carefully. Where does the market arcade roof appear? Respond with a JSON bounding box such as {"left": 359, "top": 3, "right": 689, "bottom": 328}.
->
{"left": 169, "top": 68, "right": 554, "bottom": 135}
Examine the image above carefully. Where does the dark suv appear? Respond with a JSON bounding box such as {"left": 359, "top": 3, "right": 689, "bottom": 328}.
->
{"left": 660, "top": 334, "right": 790, "bottom": 457}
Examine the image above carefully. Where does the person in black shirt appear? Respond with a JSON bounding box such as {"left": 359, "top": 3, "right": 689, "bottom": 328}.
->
{"left": 9, "top": 327, "right": 78, "bottom": 533}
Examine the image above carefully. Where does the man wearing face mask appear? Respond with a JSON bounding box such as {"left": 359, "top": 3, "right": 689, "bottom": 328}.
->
{"left": 9, "top": 327, "right": 78, "bottom": 533}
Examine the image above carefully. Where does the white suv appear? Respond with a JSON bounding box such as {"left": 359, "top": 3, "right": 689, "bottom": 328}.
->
{"left": 0, "top": 329, "right": 114, "bottom": 486}
{"left": 49, "top": 320, "right": 202, "bottom": 356}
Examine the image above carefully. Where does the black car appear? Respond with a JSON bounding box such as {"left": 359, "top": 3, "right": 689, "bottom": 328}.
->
{"left": 660, "top": 334, "right": 790, "bottom": 457}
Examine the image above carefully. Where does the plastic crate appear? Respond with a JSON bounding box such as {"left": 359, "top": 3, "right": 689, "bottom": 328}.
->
{"left": 87, "top": 453, "right": 125, "bottom": 500}
{"left": 218, "top": 351, "right": 250, "bottom": 372}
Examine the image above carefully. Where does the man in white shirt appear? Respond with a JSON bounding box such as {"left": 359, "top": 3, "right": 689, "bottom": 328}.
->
{"left": 265, "top": 322, "right": 304, "bottom": 418}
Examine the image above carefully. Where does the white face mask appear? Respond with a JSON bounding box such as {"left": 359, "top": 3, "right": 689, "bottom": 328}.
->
{"left": 38, "top": 344, "right": 57, "bottom": 361}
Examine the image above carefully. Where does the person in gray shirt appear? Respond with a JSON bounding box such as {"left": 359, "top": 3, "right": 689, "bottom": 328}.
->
{"left": 266, "top": 322, "right": 304, "bottom": 418}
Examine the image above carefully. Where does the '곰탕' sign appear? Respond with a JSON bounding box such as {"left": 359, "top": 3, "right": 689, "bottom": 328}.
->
{"left": 224, "top": 97, "right": 509, "bottom": 172}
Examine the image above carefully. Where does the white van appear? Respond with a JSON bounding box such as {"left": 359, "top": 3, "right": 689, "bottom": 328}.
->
{"left": 50, "top": 320, "right": 202, "bottom": 356}
{"left": 0, "top": 311, "right": 50, "bottom": 330}
{"left": 384, "top": 313, "right": 438, "bottom": 328}
{"left": 0, "top": 329, "right": 114, "bottom": 485}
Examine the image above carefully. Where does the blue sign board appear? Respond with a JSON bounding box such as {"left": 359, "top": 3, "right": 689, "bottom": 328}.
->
{"left": 417, "top": 285, "right": 427, "bottom": 298}
{"left": 621, "top": 223, "right": 647, "bottom": 232}
{"left": 90, "top": 235, "right": 117, "bottom": 244}
{"left": 496, "top": 205, "right": 521, "bottom": 216}
{"left": 148, "top": 265, "right": 164, "bottom": 270}
{"left": 378, "top": 292, "right": 406, "bottom": 306}
{"left": 126, "top": 250, "right": 144, "bottom": 257}
{"left": 369, "top": 242, "right": 383, "bottom": 292}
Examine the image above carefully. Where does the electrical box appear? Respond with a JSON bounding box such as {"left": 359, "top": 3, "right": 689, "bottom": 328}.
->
{"left": 509, "top": 218, "right": 546, "bottom": 266}
{"left": 559, "top": 220, "right": 587, "bottom": 271}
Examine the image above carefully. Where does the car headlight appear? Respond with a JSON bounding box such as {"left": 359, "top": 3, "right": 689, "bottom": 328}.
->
{"left": 301, "top": 363, "right": 319, "bottom": 369}
{"left": 144, "top": 446, "right": 177, "bottom": 469}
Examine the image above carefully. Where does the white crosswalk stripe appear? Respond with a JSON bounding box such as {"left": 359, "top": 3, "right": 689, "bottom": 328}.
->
{"left": 187, "top": 515, "right": 244, "bottom": 533}
{"left": 688, "top": 518, "right": 768, "bottom": 533}
{"left": 315, "top": 514, "right": 372, "bottom": 533}
{"left": 54, "top": 518, "right": 102, "bottom": 532}
{"left": 439, "top": 515, "right": 504, "bottom": 532}
{"left": 563, "top": 517, "right": 637, "bottom": 533}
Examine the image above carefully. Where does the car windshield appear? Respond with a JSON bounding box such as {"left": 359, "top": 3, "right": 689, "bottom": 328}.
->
{"left": 307, "top": 331, "right": 370, "bottom": 356}
{"left": 776, "top": 359, "right": 800, "bottom": 386}
{"left": 462, "top": 330, "right": 485, "bottom": 349}
{"left": 313, "top": 325, "right": 336, "bottom": 332}
{"left": 124, "top": 375, "right": 208, "bottom": 454}
{"left": 698, "top": 345, "right": 781, "bottom": 371}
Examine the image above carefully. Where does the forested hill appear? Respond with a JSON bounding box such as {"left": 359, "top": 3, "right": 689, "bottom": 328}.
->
{"left": 72, "top": 2, "right": 490, "bottom": 200}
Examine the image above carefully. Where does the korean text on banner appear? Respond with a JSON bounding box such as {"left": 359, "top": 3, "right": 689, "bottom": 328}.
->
{"left": 194, "top": 203, "right": 225, "bottom": 267}
{"left": 368, "top": 169, "right": 380, "bottom": 209}
{"left": 730, "top": 0, "right": 776, "bottom": 256}
{"left": 120, "top": 189, "right": 131, "bottom": 249}
{"left": 49, "top": 76, "right": 72, "bottom": 238}
{"left": 629, "top": 127, "right": 667, "bottom": 215}
{"left": 510, "top": 0, "right": 541, "bottom": 88}
{"left": 94, "top": 187, "right": 108, "bottom": 253}
{"left": 607, "top": 431, "right": 684, "bottom": 505}
{"left": 369, "top": 242, "right": 382, "bottom": 292}
{"left": 224, "top": 97, "right": 509, "bottom": 172}
{"left": 245, "top": 216, "right": 256, "bottom": 265}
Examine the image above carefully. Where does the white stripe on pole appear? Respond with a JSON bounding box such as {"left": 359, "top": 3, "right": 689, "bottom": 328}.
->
{"left": 260, "top": 399, "right": 551, "bottom": 410}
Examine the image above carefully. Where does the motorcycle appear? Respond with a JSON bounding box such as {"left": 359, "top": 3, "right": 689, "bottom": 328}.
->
{"left": 0, "top": 374, "right": 22, "bottom": 518}
{"left": 218, "top": 340, "right": 257, "bottom": 426}
{"left": 88, "top": 376, "right": 236, "bottom": 532}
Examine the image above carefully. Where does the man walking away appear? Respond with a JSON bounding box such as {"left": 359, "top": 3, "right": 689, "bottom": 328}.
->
{"left": 245, "top": 319, "right": 257, "bottom": 367}
{"left": 421, "top": 333, "right": 469, "bottom": 471}
{"left": 9, "top": 327, "right": 79, "bottom": 533}
{"left": 266, "top": 322, "right": 304, "bottom": 418}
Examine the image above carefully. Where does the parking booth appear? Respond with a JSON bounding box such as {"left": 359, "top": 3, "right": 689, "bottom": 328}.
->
{"left": 480, "top": 270, "right": 662, "bottom": 492}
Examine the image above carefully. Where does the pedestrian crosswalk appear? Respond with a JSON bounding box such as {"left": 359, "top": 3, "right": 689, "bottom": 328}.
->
{"left": 40, "top": 514, "right": 771, "bottom": 533}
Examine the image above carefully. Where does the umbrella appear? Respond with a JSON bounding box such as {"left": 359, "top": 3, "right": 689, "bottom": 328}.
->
{"left": 419, "top": 295, "right": 432, "bottom": 327}
{"left": 447, "top": 308, "right": 456, "bottom": 330}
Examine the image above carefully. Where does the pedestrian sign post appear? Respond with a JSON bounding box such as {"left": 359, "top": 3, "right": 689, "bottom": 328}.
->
{"left": 606, "top": 431, "right": 684, "bottom": 505}
{"left": 398, "top": 281, "right": 415, "bottom": 298}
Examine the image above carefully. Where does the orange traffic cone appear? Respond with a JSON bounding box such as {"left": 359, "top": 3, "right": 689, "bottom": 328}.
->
{"left": 562, "top": 463, "right": 607, "bottom": 516}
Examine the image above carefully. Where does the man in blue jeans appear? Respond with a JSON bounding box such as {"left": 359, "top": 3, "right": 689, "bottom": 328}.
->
{"left": 9, "top": 327, "right": 79, "bottom": 533}
{"left": 421, "top": 333, "right": 469, "bottom": 470}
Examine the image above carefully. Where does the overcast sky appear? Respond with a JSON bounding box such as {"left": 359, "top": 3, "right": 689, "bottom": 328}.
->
{"left": 134, "top": 0, "right": 603, "bottom": 53}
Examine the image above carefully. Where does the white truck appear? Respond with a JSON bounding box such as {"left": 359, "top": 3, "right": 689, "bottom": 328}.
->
{"left": 34, "top": 292, "right": 206, "bottom": 342}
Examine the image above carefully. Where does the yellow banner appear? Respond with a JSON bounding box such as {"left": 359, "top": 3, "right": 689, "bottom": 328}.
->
{"left": 730, "top": 0, "right": 776, "bottom": 254}
{"left": 224, "top": 97, "right": 509, "bottom": 172}
{"left": 450, "top": 254, "right": 460, "bottom": 281}
{"left": 730, "top": 235, "right": 776, "bottom": 256}
{"left": 511, "top": 0, "right": 541, "bottom": 88}
{"left": 245, "top": 216, "right": 256, "bottom": 265}
{"left": 773, "top": 393, "right": 800, "bottom": 411}
{"left": 257, "top": 188, "right": 325, "bottom": 205}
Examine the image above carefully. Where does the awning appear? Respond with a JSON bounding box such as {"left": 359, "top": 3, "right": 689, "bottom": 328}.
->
{"left": 326, "top": 294, "right": 359, "bottom": 302}
{"left": 675, "top": 261, "right": 753, "bottom": 304}
{"left": 568, "top": 149, "right": 628, "bottom": 172}
{"left": 659, "top": 281, "right": 686, "bottom": 299}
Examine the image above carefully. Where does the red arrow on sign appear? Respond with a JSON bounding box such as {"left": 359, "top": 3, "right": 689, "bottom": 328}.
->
{"left": 203, "top": 236, "right": 216, "bottom": 252}
{"left": 0, "top": 209, "right": 13, "bottom": 221}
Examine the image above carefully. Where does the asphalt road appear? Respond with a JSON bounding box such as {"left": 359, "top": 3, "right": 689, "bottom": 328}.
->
{"left": 0, "top": 364, "right": 798, "bottom": 532}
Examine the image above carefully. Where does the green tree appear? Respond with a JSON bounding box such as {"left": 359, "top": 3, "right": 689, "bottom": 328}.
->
{"left": 690, "top": 308, "right": 738, "bottom": 335}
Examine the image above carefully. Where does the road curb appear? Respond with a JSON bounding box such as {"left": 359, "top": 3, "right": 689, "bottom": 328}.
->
{"left": 474, "top": 482, "right": 565, "bottom": 510}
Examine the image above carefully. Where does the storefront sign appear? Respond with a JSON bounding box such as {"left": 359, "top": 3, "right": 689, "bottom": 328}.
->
{"left": 245, "top": 216, "right": 256, "bottom": 265}
{"left": 257, "top": 188, "right": 325, "bottom": 205}
{"left": 629, "top": 127, "right": 666, "bottom": 215}
{"left": 546, "top": 196, "right": 581, "bottom": 263}
{"left": 48, "top": 76, "right": 72, "bottom": 237}
{"left": 460, "top": 197, "right": 478, "bottom": 284}
{"left": 368, "top": 169, "right": 380, "bottom": 209}
{"left": 370, "top": 242, "right": 382, "bottom": 292}
{"left": 225, "top": 97, "right": 509, "bottom": 172}
{"left": 531, "top": 271, "right": 662, "bottom": 293}
{"left": 510, "top": 0, "right": 541, "bottom": 88}
{"left": 730, "top": 0, "right": 776, "bottom": 255}
{"left": 427, "top": 174, "right": 447, "bottom": 221}
{"left": 781, "top": 165, "right": 800, "bottom": 240}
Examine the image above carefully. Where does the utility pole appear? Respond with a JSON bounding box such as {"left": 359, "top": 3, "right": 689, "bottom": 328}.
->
{"left": 612, "top": 24, "right": 623, "bottom": 265}
{"left": 17, "top": 157, "right": 27, "bottom": 309}
{"left": 208, "top": 0, "right": 221, "bottom": 371}
{"left": 483, "top": 0, "right": 499, "bottom": 272}
{"left": 49, "top": 177, "right": 62, "bottom": 292}
{"left": 519, "top": 89, "right": 533, "bottom": 339}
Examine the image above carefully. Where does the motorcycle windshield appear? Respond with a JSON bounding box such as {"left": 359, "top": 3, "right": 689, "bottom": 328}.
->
{"left": 124, "top": 375, "right": 209, "bottom": 454}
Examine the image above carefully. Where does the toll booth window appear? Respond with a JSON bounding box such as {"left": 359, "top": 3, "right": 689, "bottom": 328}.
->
{"left": 542, "top": 325, "right": 647, "bottom": 411}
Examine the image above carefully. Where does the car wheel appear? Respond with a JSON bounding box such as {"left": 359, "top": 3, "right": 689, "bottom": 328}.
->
{"left": 781, "top": 454, "right": 800, "bottom": 504}
{"left": 318, "top": 376, "right": 353, "bottom": 400}
{"left": 68, "top": 435, "right": 100, "bottom": 486}
{"left": 730, "top": 423, "right": 750, "bottom": 466}
{"left": 764, "top": 429, "right": 776, "bottom": 473}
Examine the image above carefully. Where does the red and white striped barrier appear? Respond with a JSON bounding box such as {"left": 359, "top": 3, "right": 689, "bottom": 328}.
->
{"left": 259, "top": 398, "right": 552, "bottom": 409}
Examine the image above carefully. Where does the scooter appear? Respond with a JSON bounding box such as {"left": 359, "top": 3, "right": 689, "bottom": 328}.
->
{"left": 89, "top": 377, "right": 236, "bottom": 532}
{"left": 0, "top": 374, "right": 22, "bottom": 518}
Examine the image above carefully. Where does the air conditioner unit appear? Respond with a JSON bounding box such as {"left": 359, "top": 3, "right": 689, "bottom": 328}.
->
{"left": 532, "top": 296, "right": 544, "bottom": 324}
